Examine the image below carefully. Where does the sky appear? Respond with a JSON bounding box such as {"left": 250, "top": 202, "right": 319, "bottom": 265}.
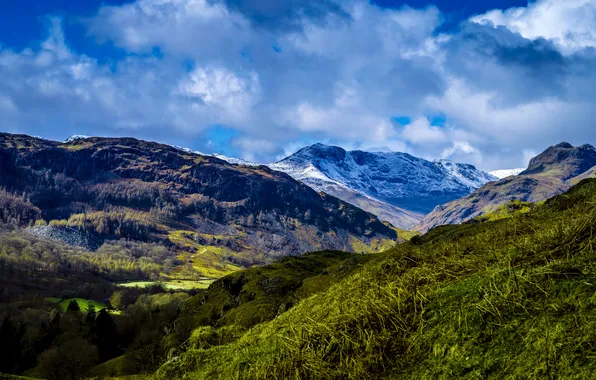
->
{"left": 1, "top": 0, "right": 595, "bottom": 170}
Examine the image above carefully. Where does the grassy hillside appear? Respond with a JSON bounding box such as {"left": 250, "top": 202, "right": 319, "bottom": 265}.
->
{"left": 145, "top": 178, "right": 596, "bottom": 379}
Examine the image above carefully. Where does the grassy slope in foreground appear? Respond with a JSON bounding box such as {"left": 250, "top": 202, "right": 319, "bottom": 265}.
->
{"left": 89, "top": 251, "right": 371, "bottom": 379}
{"left": 150, "top": 178, "right": 596, "bottom": 379}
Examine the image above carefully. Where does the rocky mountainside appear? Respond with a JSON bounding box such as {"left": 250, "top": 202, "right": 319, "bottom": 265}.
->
{"left": 418, "top": 142, "right": 596, "bottom": 232}
{"left": 0, "top": 133, "right": 398, "bottom": 271}
{"left": 269, "top": 144, "right": 496, "bottom": 229}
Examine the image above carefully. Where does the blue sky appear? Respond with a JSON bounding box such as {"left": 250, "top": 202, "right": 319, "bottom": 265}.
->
{"left": 0, "top": 1, "right": 528, "bottom": 51}
{"left": 1, "top": 0, "right": 595, "bottom": 170}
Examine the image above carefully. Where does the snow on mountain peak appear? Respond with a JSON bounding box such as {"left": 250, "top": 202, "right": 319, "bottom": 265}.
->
{"left": 433, "top": 159, "right": 498, "bottom": 189}
{"left": 168, "top": 144, "right": 259, "bottom": 166}
{"left": 268, "top": 144, "right": 497, "bottom": 228}
{"left": 64, "top": 135, "right": 91, "bottom": 143}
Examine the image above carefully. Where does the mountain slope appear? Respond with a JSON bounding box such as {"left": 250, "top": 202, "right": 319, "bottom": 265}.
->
{"left": 152, "top": 178, "right": 596, "bottom": 380}
{"left": 418, "top": 142, "right": 596, "bottom": 231}
{"left": 269, "top": 144, "right": 496, "bottom": 229}
{"left": 0, "top": 133, "right": 398, "bottom": 272}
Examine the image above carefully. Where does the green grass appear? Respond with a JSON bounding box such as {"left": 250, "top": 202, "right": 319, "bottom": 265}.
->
{"left": 176, "top": 250, "right": 372, "bottom": 331}
{"left": 143, "top": 178, "right": 596, "bottom": 379}
{"left": 0, "top": 374, "right": 42, "bottom": 380}
{"left": 118, "top": 280, "right": 214, "bottom": 290}
{"left": 89, "top": 354, "right": 142, "bottom": 378}
{"left": 168, "top": 230, "right": 241, "bottom": 278}
{"left": 45, "top": 297, "right": 108, "bottom": 312}
{"left": 475, "top": 200, "right": 535, "bottom": 222}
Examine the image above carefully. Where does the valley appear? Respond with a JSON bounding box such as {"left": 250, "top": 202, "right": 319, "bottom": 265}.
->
{"left": 2, "top": 133, "right": 596, "bottom": 380}
{"left": 2, "top": 0, "right": 594, "bottom": 378}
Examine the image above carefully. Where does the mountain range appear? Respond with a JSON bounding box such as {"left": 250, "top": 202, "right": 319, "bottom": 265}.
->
{"left": 0, "top": 133, "right": 398, "bottom": 277}
{"left": 268, "top": 144, "right": 497, "bottom": 229}
{"left": 64, "top": 135, "right": 498, "bottom": 230}
{"left": 418, "top": 142, "right": 596, "bottom": 231}
{"left": 11, "top": 133, "right": 596, "bottom": 241}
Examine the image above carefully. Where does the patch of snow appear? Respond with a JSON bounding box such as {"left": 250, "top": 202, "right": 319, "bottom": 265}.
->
{"left": 433, "top": 159, "right": 498, "bottom": 188}
{"left": 64, "top": 135, "right": 91, "bottom": 143}
{"left": 168, "top": 144, "right": 259, "bottom": 166}
{"left": 490, "top": 168, "right": 525, "bottom": 179}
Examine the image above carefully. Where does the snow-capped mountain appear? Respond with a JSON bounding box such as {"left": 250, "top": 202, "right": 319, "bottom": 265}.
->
{"left": 490, "top": 168, "right": 525, "bottom": 179}
{"left": 64, "top": 135, "right": 91, "bottom": 143}
{"left": 269, "top": 144, "right": 497, "bottom": 229}
{"left": 434, "top": 159, "right": 497, "bottom": 188}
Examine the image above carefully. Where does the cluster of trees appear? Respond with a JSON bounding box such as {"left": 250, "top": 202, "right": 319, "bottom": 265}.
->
{"left": 48, "top": 209, "right": 156, "bottom": 241}
{"left": 0, "top": 189, "right": 40, "bottom": 226}
{"left": 0, "top": 289, "right": 191, "bottom": 379}
{"left": 0, "top": 232, "right": 179, "bottom": 300}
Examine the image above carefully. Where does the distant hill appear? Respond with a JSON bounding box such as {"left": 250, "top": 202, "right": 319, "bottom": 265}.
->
{"left": 0, "top": 133, "right": 398, "bottom": 275}
{"left": 417, "top": 142, "right": 596, "bottom": 231}
{"left": 269, "top": 143, "right": 496, "bottom": 229}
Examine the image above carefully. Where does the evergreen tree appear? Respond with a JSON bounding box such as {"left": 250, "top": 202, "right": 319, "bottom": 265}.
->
{"left": 67, "top": 299, "right": 80, "bottom": 312}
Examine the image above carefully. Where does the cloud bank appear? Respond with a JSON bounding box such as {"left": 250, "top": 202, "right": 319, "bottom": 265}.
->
{"left": 1, "top": 0, "right": 595, "bottom": 170}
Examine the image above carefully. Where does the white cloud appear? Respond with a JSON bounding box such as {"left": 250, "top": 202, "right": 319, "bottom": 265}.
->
{"left": 401, "top": 117, "right": 446, "bottom": 144}
{"left": 470, "top": 0, "right": 596, "bottom": 54}
{"left": 88, "top": 0, "right": 251, "bottom": 57}
{"left": 1, "top": 0, "right": 596, "bottom": 170}
{"left": 178, "top": 66, "right": 261, "bottom": 122}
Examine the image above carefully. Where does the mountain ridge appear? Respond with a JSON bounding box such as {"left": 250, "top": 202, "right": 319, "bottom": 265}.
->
{"left": 0, "top": 132, "right": 398, "bottom": 273}
{"left": 269, "top": 143, "right": 496, "bottom": 229}
{"left": 61, "top": 137, "right": 498, "bottom": 229}
{"left": 417, "top": 142, "right": 596, "bottom": 232}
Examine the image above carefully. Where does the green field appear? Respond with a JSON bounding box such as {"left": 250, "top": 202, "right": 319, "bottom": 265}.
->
{"left": 117, "top": 279, "right": 214, "bottom": 290}
{"left": 45, "top": 297, "right": 108, "bottom": 312}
